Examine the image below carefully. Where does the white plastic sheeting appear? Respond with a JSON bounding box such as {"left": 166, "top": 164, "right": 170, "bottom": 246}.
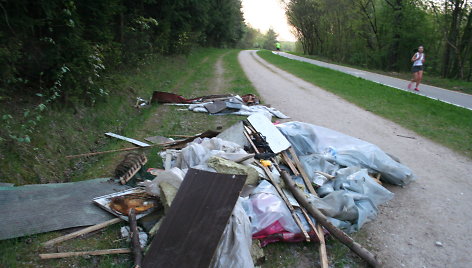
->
{"left": 210, "top": 198, "right": 254, "bottom": 268}
{"left": 277, "top": 121, "right": 415, "bottom": 186}
{"left": 188, "top": 103, "right": 290, "bottom": 119}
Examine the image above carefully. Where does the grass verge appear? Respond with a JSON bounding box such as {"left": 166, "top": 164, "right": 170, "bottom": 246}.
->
{"left": 287, "top": 52, "right": 472, "bottom": 95}
{"left": 259, "top": 50, "right": 472, "bottom": 159}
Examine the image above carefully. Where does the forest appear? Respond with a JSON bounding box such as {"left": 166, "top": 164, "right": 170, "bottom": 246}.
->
{"left": 0, "top": 0, "right": 246, "bottom": 104}
{"left": 286, "top": 0, "right": 472, "bottom": 80}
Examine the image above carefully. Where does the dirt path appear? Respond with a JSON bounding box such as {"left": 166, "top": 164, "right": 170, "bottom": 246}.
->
{"left": 238, "top": 50, "right": 472, "bottom": 268}
{"left": 209, "top": 55, "right": 227, "bottom": 93}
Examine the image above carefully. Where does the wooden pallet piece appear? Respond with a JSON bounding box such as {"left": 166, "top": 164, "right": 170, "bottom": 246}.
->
{"left": 141, "top": 169, "right": 246, "bottom": 268}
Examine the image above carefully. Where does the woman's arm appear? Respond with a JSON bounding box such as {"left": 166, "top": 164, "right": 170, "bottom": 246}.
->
{"left": 411, "top": 52, "right": 418, "bottom": 62}
{"left": 422, "top": 53, "right": 425, "bottom": 63}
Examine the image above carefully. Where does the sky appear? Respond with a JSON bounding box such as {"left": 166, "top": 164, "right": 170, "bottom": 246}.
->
{"left": 241, "top": 0, "right": 297, "bottom": 42}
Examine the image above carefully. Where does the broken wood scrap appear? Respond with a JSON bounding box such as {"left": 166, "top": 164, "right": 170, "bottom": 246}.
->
{"left": 287, "top": 147, "right": 318, "bottom": 196}
{"left": 280, "top": 170, "right": 381, "bottom": 268}
{"left": 114, "top": 153, "right": 148, "bottom": 184}
{"left": 39, "top": 248, "right": 132, "bottom": 259}
{"left": 129, "top": 209, "right": 143, "bottom": 268}
{"left": 277, "top": 150, "right": 329, "bottom": 268}
{"left": 396, "top": 134, "right": 416, "bottom": 139}
{"left": 142, "top": 169, "right": 246, "bottom": 268}
{"left": 42, "top": 218, "right": 122, "bottom": 247}
{"left": 244, "top": 121, "right": 328, "bottom": 265}
{"left": 315, "top": 171, "right": 335, "bottom": 180}
{"left": 162, "top": 130, "right": 220, "bottom": 149}
{"left": 65, "top": 139, "right": 184, "bottom": 159}
{"left": 281, "top": 151, "right": 300, "bottom": 176}
{"left": 300, "top": 207, "right": 329, "bottom": 268}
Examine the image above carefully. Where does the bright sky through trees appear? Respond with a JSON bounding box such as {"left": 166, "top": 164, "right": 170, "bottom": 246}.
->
{"left": 241, "top": 0, "right": 296, "bottom": 41}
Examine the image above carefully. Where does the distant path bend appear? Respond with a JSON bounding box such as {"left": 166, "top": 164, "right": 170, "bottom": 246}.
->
{"left": 277, "top": 52, "right": 472, "bottom": 111}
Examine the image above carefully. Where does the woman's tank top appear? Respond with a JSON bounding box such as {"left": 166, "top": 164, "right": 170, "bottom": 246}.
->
{"left": 413, "top": 52, "right": 424, "bottom": 66}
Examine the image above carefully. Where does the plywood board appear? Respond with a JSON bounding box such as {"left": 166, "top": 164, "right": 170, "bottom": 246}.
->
{"left": 142, "top": 169, "right": 246, "bottom": 268}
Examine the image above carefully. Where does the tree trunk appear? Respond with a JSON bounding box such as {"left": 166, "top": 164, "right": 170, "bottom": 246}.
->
{"left": 387, "top": 0, "right": 403, "bottom": 71}
{"left": 442, "top": 0, "right": 464, "bottom": 78}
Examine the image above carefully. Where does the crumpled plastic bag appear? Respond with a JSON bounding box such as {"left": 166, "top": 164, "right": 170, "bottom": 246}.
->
{"left": 177, "top": 137, "right": 247, "bottom": 171}
{"left": 241, "top": 180, "right": 301, "bottom": 235}
{"left": 140, "top": 167, "right": 185, "bottom": 197}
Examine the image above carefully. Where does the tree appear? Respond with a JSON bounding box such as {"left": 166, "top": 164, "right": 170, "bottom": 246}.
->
{"left": 263, "top": 28, "right": 278, "bottom": 50}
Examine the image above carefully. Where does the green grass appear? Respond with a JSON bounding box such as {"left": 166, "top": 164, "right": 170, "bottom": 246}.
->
{"left": 261, "top": 238, "right": 368, "bottom": 268}
{"left": 259, "top": 50, "right": 472, "bottom": 159}
{"left": 0, "top": 48, "right": 258, "bottom": 268}
{"left": 287, "top": 52, "right": 472, "bottom": 94}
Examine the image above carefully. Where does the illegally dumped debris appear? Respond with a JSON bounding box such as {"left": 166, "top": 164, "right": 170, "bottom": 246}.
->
{"left": 152, "top": 91, "right": 289, "bottom": 119}
{"left": 1, "top": 105, "right": 416, "bottom": 267}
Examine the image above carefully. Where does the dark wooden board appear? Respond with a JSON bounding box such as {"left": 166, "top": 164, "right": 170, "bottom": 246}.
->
{"left": 142, "top": 169, "right": 246, "bottom": 268}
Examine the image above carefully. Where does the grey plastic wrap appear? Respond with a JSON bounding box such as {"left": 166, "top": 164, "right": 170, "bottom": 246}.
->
{"left": 305, "top": 167, "right": 394, "bottom": 232}
{"left": 277, "top": 121, "right": 415, "bottom": 186}
{"left": 210, "top": 198, "right": 254, "bottom": 268}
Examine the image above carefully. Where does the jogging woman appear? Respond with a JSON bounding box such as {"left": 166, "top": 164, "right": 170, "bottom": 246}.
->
{"left": 408, "top": 46, "right": 425, "bottom": 91}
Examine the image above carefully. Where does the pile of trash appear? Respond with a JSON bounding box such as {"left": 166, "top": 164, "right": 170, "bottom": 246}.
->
{"left": 152, "top": 91, "right": 290, "bottom": 119}
{"left": 0, "top": 107, "right": 414, "bottom": 267}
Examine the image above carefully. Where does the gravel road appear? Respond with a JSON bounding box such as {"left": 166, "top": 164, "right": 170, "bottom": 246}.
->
{"left": 239, "top": 50, "right": 472, "bottom": 268}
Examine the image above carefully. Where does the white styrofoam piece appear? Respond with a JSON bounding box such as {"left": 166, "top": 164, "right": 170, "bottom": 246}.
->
{"left": 105, "top": 132, "right": 150, "bottom": 147}
{"left": 247, "top": 113, "right": 291, "bottom": 153}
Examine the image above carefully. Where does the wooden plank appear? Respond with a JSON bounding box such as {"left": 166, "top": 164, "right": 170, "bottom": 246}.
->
{"left": 142, "top": 169, "right": 246, "bottom": 268}
{"left": 288, "top": 147, "right": 318, "bottom": 195}
{"left": 39, "top": 248, "right": 131, "bottom": 259}
{"left": 129, "top": 209, "right": 143, "bottom": 268}
{"left": 281, "top": 151, "right": 300, "bottom": 176}
{"left": 43, "top": 218, "right": 122, "bottom": 247}
{"left": 317, "top": 224, "right": 329, "bottom": 268}
{"left": 105, "top": 132, "right": 151, "bottom": 147}
{"left": 285, "top": 148, "right": 329, "bottom": 268}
